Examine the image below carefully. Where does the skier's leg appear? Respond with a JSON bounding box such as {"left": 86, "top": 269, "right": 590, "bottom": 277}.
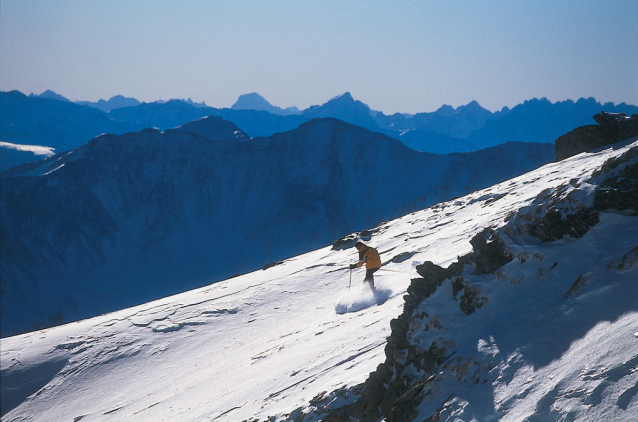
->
{"left": 364, "top": 268, "right": 378, "bottom": 289}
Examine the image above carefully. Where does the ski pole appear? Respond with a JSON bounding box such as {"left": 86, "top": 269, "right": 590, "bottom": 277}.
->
{"left": 377, "top": 268, "right": 403, "bottom": 273}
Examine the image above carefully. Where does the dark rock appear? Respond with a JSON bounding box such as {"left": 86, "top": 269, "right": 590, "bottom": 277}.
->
{"left": 565, "top": 274, "right": 587, "bottom": 299}
{"left": 617, "top": 247, "right": 638, "bottom": 271}
{"left": 331, "top": 234, "right": 359, "bottom": 250}
{"left": 262, "top": 261, "right": 283, "bottom": 270}
{"left": 555, "top": 125, "right": 606, "bottom": 161}
{"left": 517, "top": 145, "right": 637, "bottom": 242}
{"left": 593, "top": 163, "right": 638, "bottom": 213}
{"left": 525, "top": 208, "right": 600, "bottom": 242}
{"left": 407, "top": 341, "right": 449, "bottom": 373}
{"left": 452, "top": 277, "right": 465, "bottom": 299}
{"left": 331, "top": 230, "right": 373, "bottom": 250}
{"left": 555, "top": 112, "right": 638, "bottom": 161}
{"left": 321, "top": 406, "right": 350, "bottom": 422}
{"left": 390, "top": 318, "right": 410, "bottom": 350}
{"left": 452, "top": 277, "right": 488, "bottom": 315}
{"left": 303, "top": 384, "right": 365, "bottom": 422}
{"left": 459, "top": 285, "right": 487, "bottom": 315}
{"left": 468, "top": 228, "right": 513, "bottom": 274}
{"left": 404, "top": 262, "right": 454, "bottom": 319}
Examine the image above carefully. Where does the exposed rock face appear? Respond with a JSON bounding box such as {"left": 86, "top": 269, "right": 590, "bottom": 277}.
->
{"left": 592, "top": 147, "right": 638, "bottom": 213}
{"left": 524, "top": 207, "right": 600, "bottom": 242}
{"left": 510, "top": 144, "right": 638, "bottom": 242}
{"left": 332, "top": 230, "right": 373, "bottom": 250}
{"left": 555, "top": 112, "right": 638, "bottom": 161}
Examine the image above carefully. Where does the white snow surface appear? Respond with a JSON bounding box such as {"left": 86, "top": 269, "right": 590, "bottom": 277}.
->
{"left": 1, "top": 140, "right": 637, "bottom": 421}
{"left": 0, "top": 141, "right": 55, "bottom": 156}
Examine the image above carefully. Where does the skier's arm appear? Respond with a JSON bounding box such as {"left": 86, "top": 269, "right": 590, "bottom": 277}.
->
{"left": 350, "top": 247, "right": 367, "bottom": 269}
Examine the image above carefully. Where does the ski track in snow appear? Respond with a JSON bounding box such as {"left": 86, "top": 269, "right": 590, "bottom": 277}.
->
{"left": 1, "top": 140, "right": 637, "bottom": 421}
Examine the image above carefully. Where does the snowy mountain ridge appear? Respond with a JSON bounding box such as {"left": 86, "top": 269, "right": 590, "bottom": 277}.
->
{"left": 0, "top": 117, "right": 554, "bottom": 337}
{"left": 1, "top": 137, "right": 636, "bottom": 421}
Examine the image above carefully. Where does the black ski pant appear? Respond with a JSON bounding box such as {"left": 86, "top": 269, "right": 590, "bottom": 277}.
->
{"left": 364, "top": 268, "right": 379, "bottom": 288}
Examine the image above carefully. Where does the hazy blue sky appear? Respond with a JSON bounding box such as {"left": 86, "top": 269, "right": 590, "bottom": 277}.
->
{"left": 1, "top": 0, "right": 636, "bottom": 113}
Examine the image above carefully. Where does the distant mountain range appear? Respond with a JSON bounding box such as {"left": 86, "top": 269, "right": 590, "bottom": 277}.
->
{"left": 28, "top": 90, "right": 208, "bottom": 112}
{"left": 2, "top": 90, "right": 636, "bottom": 170}
{"left": 0, "top": 117, "right": 555, "bottom": 336}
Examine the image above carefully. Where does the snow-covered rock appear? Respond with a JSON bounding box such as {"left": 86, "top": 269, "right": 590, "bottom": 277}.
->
{"left": 1, "top": 136, "right": 635, "bottom": 422}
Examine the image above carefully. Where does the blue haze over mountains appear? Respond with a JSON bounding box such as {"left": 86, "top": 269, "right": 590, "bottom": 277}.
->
{"left": 2, "top": 90, "right": 637, "bottom": 171}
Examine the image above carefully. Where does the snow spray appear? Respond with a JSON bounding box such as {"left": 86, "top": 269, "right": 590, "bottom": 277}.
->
{"left": 334, "top": 283, "right": 392, "bottom": 314}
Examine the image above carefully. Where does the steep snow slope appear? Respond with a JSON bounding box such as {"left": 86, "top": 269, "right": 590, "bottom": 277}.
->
{"left": 1, "top": 138, "right": 635, "bottom": 422}
{"left": 0, "top": 118, "right": 554, "bottom": 337}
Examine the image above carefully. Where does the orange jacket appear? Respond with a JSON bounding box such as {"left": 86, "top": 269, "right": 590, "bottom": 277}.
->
{"left": 356, "top": 245, "right": 381, "bottom": 269}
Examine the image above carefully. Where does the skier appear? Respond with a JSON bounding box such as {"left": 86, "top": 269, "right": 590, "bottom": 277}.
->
{"left": 349, "top": 241, "right": 381, "bottom": 289}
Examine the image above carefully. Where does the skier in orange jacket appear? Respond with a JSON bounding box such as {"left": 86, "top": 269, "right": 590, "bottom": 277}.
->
{"left": 349, "top": 241, "right": 381, "bottom": 288}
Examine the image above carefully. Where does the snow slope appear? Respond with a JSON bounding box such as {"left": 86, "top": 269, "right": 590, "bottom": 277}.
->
{"left": 1, "top": 138, "right": 636, "bottom": 421}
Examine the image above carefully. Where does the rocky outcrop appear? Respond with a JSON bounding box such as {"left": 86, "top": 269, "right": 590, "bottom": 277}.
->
{"left": 555, "top": 112, "right": 638, "bottom": 161}
{"left": 592, "top": 147, "right": 638, "bottom": 214}
{"left": 510, "top": 144, "right": 638, "bottom": 243}
{"left": 523, "top": 207, "right": 600, "bottom": 242}
{"left": 331, "top": 231, "right": 372, "bottom": 250}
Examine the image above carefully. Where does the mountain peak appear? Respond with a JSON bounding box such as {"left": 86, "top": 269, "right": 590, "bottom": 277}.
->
{"left": 465, "top": 100, "right": 482, "bottom": 109}
{"left": 231, "top": 92, "right": 299, "bottom": 115}
{"left": 327, "top": 92, "right": 355, "bottom": 104}
{"left": 457, "top": 100, "right": 491, "bottom": 116}
{"left": 232, "top": 92, "right": 273, "bottom": 110}
{"left": 30, "top": 90, "right": 71, "bottom": 102}
{"left": 302, "top": 93, "right": 379, "bottom": 131}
